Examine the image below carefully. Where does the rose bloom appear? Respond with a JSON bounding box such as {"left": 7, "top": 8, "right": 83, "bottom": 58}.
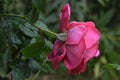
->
{"left": 48, "top": 4, "right": 100, "bottom": 75}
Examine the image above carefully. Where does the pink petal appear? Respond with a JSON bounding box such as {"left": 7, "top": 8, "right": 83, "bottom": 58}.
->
{"left": 84, "top": 42, "right": 99, "bottom": 62}
{"left": 67, "top": 21, "right": 85, "bottom": 30}
{"left": 48, "top": 40, "right": 66, "bottom": 69}
{"left": 53, "top": 46, "right": 66, "bottom": 69}
{"left": 86, "top": 21, "right": 95, "bottom": 27}
{"left": 68, "top": 59, "right": 86, "bottom": 75}
{"left": 84, "top": 22, "right": 100, "bottom": 49}
{"left": 95, "top": 50, "right": 100, "bottom": 57}
{"left": 64, "top": 39, "right": 86, "bottom": 70}
{"left": 60, "top": 4, "right": 71, "bottom": 32}
{"left": 48, "top": 40, "right": 63, "bottom": 61}
{"left": 66, "top": 25, "right": 87, "bottom": 45}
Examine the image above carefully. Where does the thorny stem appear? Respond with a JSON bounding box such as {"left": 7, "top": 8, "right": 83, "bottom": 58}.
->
{"left": 0, "top": 14, "right": 57, "bottom": 37}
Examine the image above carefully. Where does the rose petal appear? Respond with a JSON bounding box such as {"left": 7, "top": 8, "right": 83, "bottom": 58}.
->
{"left": 64, "top": 39, "right": 86, "bottom": 70}
{"left": 60, "top": 4, "right": 71, "bottom": 32}
{"left": 95, "top": 50, "right": 100, "bottom": 57}
{"left": 53, "top": 46, "right": 66, "bottom": 69}
{"left": 48, "top": 40, "right": 66, "bottom": 69}
{"left": 66, "top": 25, "right": 87, "bottom": 45}
{"left": 67, "top": 21, "right": 85, "bottom": 30}
{"left": 48, "top": 40, "right": 63, "bottom": 61}
{"left": 68, "top": 58, "right": 86, "bottom": 75}
{"left": 84, "top": 42, "right": 99, "bottom": 62}
{"left": 86, "top": 21, "right": 95, "bottom": 28}
{"left": 84, "top": 22, "right": 100, "bottom": 49}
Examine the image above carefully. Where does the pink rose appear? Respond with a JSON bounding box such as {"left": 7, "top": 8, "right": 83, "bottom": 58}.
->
{"left": 48, "top": 4, "right": 100, "bottom": 75}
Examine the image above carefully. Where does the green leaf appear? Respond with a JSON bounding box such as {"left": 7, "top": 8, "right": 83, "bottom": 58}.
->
{"left": 10, "top": 32, "right": 21, "bottom": 44}
{"left": 18, "top": 24, "right": 38, "bottom": 37}
{"left": 12, "top": 68, "right": 26, "bottom": 80}
{"left": 28, "top": 59, "right": 41, "bottom": 72}
{"left": 97, "top": 0, "right": 106, "bottom": 7}
{"left": 34, "top": 20, "right": 49, "bottom": 30}
{"left": 27, "top": 9, "right": 39, "bottom": 23}
{"left": 57, "top": 33, "right": 67, "bottom": 41}
{"left": 45, "top": 39, "right": 53, "bottom": 49}
{"left": 0, "top": 29, "right": 6, "bottom": 53}
{"left": 16, "top": 62, "right": 30, "bottom": 78}
{"left": 0, "top": 49, "right": 11, "bottom": 77}
{"left": 24, "top": 22, "right": 38, "bottom": 32}
{"left": 38, "top": 12, "right": 45, "bottom": 21}
{"left": 34, "top": 20, "right": 56, "bottom": 38}
{"left": 21, "top": 42, "right": 43, "bottom": 58}
{"left": 104, "top": 63, "right": 120, "bottom": 70}
{"left": 32, "top": 0, "right": 45, "bottom": 11}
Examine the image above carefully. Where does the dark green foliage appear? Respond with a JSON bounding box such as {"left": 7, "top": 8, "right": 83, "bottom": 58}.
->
{"left": 0, "top": 29, "right": 6, "bottom": 54}
{"left": 32, "top": 0, "right": 45, "bottom": 12}
{"left": 21, "top": 36, "right": 49, "bottom": 59}
{"left": 104, "top": 63, "right": 120, "bottom": 70}
{"left": 96, "top": 9, "right": 115, "bottom": 27}
{"left": 12, "top": 68, "right": 26, "bottom": 80}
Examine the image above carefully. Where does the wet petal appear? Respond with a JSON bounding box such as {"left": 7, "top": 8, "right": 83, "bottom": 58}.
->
{"left": 60, "top": 4, "right": 71, "bottom": 32}
{"left": 64, "top": 39, "right": 86, "bottom": 70}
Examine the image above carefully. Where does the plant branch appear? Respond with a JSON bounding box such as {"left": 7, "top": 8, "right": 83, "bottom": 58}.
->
{"left": 0, "top": 14, "right": 57, "bottom": 37}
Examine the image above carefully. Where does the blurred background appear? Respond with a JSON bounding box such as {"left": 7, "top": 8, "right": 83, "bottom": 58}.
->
{"left": 0, "top": 0, "right": 120, "bottom": 80}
